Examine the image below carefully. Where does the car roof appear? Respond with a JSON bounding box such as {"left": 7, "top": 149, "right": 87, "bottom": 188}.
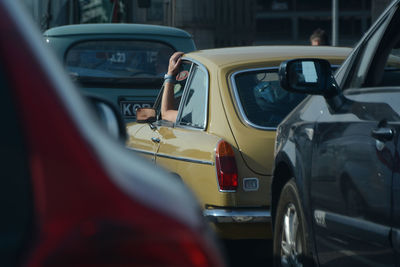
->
{"left": 185, "top": 45, "right": 352, "bottom": 68}
{"left": 44, "top": 23, "right": 193, "bottom": 39}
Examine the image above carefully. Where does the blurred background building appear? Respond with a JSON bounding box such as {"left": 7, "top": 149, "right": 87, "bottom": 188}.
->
{"left": 20, "top": 0, "right": 392, "bottom": 49}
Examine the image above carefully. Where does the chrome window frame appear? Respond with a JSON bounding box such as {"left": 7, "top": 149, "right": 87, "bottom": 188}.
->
{"left": 176, "top": 57, "right": 209, "bottom": 131}
{"left": 230, "top": 66, "right": 280, "bottom": 131}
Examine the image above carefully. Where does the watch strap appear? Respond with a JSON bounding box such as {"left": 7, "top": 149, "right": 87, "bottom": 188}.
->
{"left": 164, "top": 74, "right": 177, "bottom": 84}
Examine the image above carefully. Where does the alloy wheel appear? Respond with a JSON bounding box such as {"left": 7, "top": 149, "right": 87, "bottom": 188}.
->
{"left": 280, "top": 203, "right": 303, "bottom": 267}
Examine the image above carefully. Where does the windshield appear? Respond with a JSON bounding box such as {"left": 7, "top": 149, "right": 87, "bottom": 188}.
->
{"left": 65, "top": 40, "right": 175, "bottom": 81}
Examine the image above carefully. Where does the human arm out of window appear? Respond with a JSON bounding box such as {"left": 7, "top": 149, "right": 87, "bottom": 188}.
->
{"left": 161, "top": 51, "right": 183, "bottom": 122}
{"left": 161, "top": 82, "right": 179, "bottom": 122}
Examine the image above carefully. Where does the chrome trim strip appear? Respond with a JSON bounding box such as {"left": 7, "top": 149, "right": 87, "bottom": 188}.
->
{"left": 203, "top": 208, "right": 271, "bottom": 223}
{"left": 218, "top": 189, "right": 236, "bottom": 193}
{"left": 176, "top": 124, "right": 206, "bottom": 132}
{"left": 157, "top": 152, "right": 214, "bottom": 165}
{"left": 230, "top": 66, "right": 279, "bottom": 131}
{"left": 126, "top": 147, "right": 155, "bottom": 156}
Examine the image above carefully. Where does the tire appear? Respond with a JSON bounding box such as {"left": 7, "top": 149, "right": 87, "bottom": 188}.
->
{"left": 273, "top": 178, "right": 314, "bottom": 267}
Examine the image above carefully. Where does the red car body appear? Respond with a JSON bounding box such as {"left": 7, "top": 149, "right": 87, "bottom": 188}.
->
{"left": 0, "top": 1, "right": 224, "bottom": 266}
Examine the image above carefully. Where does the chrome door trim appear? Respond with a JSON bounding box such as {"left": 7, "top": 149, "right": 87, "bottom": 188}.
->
{"left": 203, "top": 208, "right": 271, "bottom": 223}
{"left": 157, "top": 152, "right": 214, "bottom": 165}
{"left": 126, "top": 147, "right": 155, "bottom": 156}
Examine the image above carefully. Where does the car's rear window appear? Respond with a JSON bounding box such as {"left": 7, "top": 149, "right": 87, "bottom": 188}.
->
{"left": 232, "top": 68, "right": 306, "bottom": 128}
{"left": 65, "top": 40, "right": 175, "bottom": 80}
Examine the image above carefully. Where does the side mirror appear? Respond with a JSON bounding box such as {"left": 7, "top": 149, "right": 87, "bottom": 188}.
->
{"left": 89, "top": 97, "right": 127, "bottom": 142}
{"left": 279, "top": 58, "right": 339, "bottom": 98}
{"left": 136, "top": 107, "right": 156, "bottom": 123}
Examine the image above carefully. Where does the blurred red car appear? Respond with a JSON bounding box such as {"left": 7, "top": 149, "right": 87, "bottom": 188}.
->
{"left": 0, "top": 1, "right": 224, "bottom": 266}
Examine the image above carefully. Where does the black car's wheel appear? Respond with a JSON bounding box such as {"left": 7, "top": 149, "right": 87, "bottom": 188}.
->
{"left": 273, "top": 178, "right": 314, "bottom": 267}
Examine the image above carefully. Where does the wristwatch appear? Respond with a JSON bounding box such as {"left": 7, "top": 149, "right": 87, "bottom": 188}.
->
{"left": 164, "top": 74, "right": 177, "bottom": 84}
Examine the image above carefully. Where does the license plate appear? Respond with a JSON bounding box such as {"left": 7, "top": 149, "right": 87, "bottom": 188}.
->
{"left": 120, "top": 101, "right": 153, "bottom": 118}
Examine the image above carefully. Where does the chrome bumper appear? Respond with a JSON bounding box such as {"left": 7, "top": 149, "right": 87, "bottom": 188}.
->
{"left": 203, "top": 208, "right": 271, "bottom": 223}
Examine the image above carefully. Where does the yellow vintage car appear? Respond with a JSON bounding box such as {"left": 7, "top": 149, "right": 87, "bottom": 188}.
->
{"left": 126, "top": 46, "right": 351, "bottom": 239}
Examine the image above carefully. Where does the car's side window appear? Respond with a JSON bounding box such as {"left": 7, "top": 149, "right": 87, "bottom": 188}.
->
{"left": 346, "top": 7, "right": 398, "bottom": 89}
{"left": 177, "top": 64, "right": 208, "bottom": 129}
{"left": 379, "top": 44, "right": 400, "bottom": 87}
{"left": 171, "top": 61, "right": 192, "bottom": 110}
{"left": 348, "top": 23, "right": 388, "bottom": 89}
{"left": 154, "top": 61, "right": 191, "bottom": 122}
{"left": 232, "top": 68, "right": 306, "bottom": 128}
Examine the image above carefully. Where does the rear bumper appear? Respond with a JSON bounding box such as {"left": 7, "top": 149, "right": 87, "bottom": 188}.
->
{"left": 203, "top": 208, "right": 271, "bottom": 223}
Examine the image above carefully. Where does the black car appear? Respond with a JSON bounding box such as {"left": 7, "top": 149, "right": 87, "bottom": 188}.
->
{"left": 272, "top": 1, "right": 400, "bottom": 266}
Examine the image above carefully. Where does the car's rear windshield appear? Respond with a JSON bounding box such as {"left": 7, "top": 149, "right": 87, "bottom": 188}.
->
{"left": 232, "top": 68, "right": 306, "bottom": 128}
{"left": 65, "top": 40, "right": 175, "bottom": 81}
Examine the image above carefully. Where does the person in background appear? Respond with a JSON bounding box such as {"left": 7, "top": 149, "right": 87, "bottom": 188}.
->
{"left": 161, "top": 51, "right": 184, "bottom": 122}
{"left": 310, "top": 28, "right": 329, "bottom": 46}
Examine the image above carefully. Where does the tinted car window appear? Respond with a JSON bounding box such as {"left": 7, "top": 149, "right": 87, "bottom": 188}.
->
{"left": 346, "top": 7, "right": 399, "bottom": 89}
{"left": 380, "top": 47, "right": 400, "bottom": 86}
{"left": 349, "top": 19, "right": 389, "bottom": 89}
{"left": 233, "top": 68, "right": 305, "bottom": 128}
{"left": 66, "top": 40, "right": 175, "bottom": 79}
{"left": 178, "top": 65, "right": 208, "bottom": 129}
{"left": 173, "top": 61, "right": 191, "bottom": 106}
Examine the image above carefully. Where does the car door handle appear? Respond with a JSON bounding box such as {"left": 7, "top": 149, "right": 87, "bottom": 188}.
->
{"left": 371, "top": 127, "right": 394, "bottom": 142}
{"left": 149, "top": 123, "right": 157, "bottom": 130}
{"left": 151, "top": 137, "right": 160, "bottom": 143}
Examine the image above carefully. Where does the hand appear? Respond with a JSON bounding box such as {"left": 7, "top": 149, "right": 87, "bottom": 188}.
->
{"left": 167, "top": 51, "right": 184, "bottom": 76}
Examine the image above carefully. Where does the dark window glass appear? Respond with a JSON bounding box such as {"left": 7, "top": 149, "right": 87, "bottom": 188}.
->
{"left": 348, "top": 10, "right": 392, "bottom": 89}
{"left": 379, "top": 44, "right": 400, "bottom": 87}
{"left": 65, "top": 40, "right": 175, "bottom": 80}
{"left": 233, "top": 68, "right": 305, "bottom": 127}
{"left": 172, "top": 61, "right": 192, "bottom": 109}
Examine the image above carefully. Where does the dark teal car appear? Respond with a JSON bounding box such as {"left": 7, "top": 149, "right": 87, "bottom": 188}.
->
{"left": 44, "top": 23, "right": 196, "bottom": 123}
